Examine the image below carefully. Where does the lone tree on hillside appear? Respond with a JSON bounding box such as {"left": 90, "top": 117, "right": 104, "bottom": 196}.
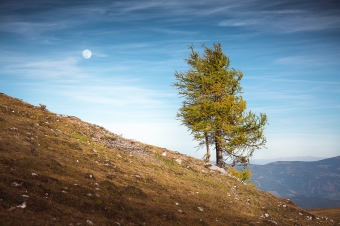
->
{"left": 173, "top": 43, "right": 268, "bottom": 167}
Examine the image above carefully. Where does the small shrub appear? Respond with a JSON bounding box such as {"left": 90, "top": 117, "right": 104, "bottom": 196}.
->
{"left": 227, "top": 166, "right": 252, "bottom": 183}
{"left": 73, "top": 132, "right": 89, "bottom": 142}
{"left": 155, "top": 154, "right": 175, "bottom": 166}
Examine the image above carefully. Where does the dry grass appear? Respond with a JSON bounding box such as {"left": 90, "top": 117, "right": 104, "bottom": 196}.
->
{"left": 308, "top": 208, "right": 340, "bottom": 223}
{"left": 0, "top": 92, "right": 339, "bottom": 226}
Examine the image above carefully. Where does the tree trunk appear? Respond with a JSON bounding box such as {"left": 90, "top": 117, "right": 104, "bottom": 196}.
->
{"left": 204, "top": 132, "right": 210, "bottom": 163}
{"left": 215, "top": 131, "right": 223, "bottom": 167}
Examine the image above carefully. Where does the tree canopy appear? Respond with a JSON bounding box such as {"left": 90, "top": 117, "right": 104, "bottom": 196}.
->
{"left": 173, "top": 43, "right": 268, "bottom": 167}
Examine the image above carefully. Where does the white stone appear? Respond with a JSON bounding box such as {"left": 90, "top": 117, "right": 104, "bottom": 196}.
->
{"left": 209, "top": 165, "right": 226, "bottom": 174}
{"left": 17, "top": 201, "right": 26, "bottom": 209}
{"left": 86, "top": 220, "right": 94, "bottom": 225}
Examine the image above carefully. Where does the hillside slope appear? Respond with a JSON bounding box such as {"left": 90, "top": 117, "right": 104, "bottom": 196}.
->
{"left": 0, "top": 93, "right": 339, "bottom": 225}
{"left": 247, "top": 157, "right": 340, "bottom": 209}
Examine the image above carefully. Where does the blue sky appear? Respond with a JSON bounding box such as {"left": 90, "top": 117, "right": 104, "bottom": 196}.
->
{"left": 1, "top": 0, "right": 339, "bottom": 161}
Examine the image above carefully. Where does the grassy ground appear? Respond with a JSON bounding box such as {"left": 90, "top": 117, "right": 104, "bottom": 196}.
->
{"left": 308, "top": 208, "right": 340, "bottom": 223}
{"left": 0, "top": 92, "right": 339, "bottom": 225}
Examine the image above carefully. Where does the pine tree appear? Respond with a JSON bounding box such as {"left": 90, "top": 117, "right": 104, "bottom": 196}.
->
{"left": 173, "top": 43, "right": 267, "bottom": 167}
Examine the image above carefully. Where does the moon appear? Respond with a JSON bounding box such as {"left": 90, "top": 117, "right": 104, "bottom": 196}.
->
{"left": 82, "top": 49, "right": 92, "bottom": 59}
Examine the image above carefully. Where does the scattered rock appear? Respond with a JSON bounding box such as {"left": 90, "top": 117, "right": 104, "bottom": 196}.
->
{"left": 85, "top": 174, "right": 96, "bottom": 180}
{"left": 92, "top": 130, "right": 148, "bottom": 155}
{"left": 11, "top": 182, "right": 23, "bottom": 187}
{"left": 267, "top": 220, "right": 278, "bottom": 225}
{"left": 197, "top": 207, "right": 204, "bottom": 212}
{"left": 17, "top": 201, "right": 26, "bottom": 209}
{"left": 209, "top": 165, "right": 226, "bottom": 174}
{"left": 86, "top": 220, "right": 94, "bottom": 225}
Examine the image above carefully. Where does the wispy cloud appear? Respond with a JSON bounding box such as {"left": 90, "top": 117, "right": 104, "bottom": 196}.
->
{"left": 273, "top": 15, "right": 340, "bottom": 33}
{"left": 1, "top": 56, "right": 87, "bottom": 79}
{"left": 245, "top": 76, "right": 340, "bottom": 85}
{"left": 219, "top": 14, "right": 340, "bottom": 33}
{"left": 218, "top": 19, "right": 260, "bottom": 27}
{"left": 0, "top": 20, "right": 77, "bottom": 35}
{"left": 217, "top": 1, "right": 340, "bottom": 33}
{"left": 62, "top": 85, "right": 166, "bottom": 107}
{"left": 2, "top": 0, "right": 340, "bottom": 36}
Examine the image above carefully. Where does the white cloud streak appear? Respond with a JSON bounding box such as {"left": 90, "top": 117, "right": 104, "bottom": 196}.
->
{"left": 1, "top": 56, "right": 87, "bottom": 79}
{"left": 2, "top": 0, "right": 339, "bottom": 38}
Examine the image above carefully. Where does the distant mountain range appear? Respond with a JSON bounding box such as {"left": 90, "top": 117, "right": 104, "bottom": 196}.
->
{"left": 243, "top": 156, "right": 340, "bottom": 209}
{"left": 249, "top": 156, "right": 326, "bottom": 165}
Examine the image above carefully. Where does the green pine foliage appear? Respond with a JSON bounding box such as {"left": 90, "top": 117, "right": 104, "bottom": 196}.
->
{"left": 173, "top": 43, "right": 268, "bottom": 167}
{"left": 227, "top": 166, "right": 252, "bottom": 183}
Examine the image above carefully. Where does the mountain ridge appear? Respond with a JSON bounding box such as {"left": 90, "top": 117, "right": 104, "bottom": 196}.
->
{"left": 250, "top": 156, "right": 327, "bottom": 165}
{"left": 246, "top": 156, "right": 340, "bottom": 209}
